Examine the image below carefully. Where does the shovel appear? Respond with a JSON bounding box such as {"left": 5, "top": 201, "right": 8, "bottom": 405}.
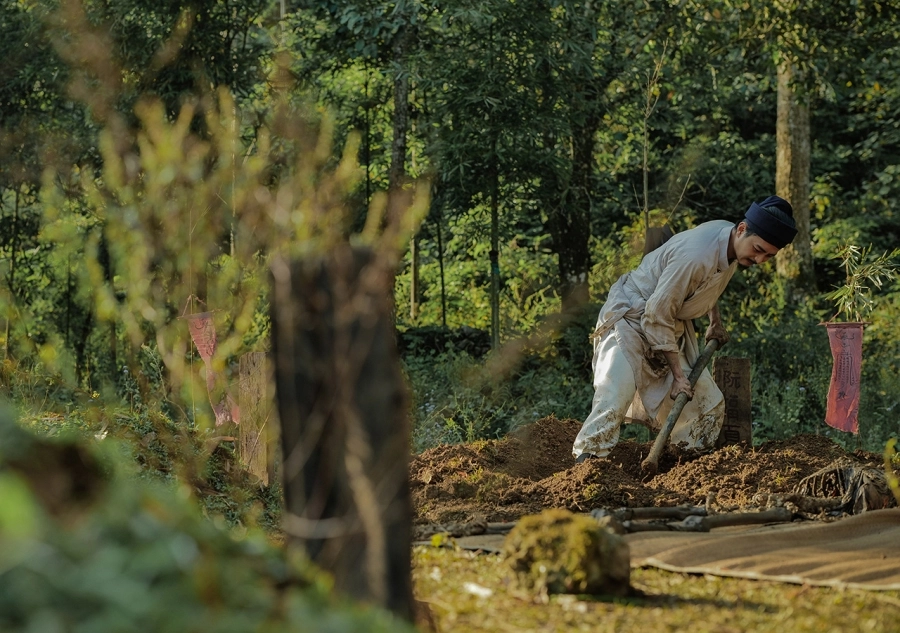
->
{"left": 640, "top": 338, "right": 720, "bottom": 477}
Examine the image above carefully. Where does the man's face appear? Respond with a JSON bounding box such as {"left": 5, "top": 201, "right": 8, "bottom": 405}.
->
{"left": 733, "top": 222, "right": 781, "bottom": 267}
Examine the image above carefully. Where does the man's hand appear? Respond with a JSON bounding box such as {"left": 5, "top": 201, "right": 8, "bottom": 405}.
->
{"left": 663, "top": 350, "right": 694, "bottom": 400}
{"left": 705, "top": 322, "right": 730, "bottom": 346}
{"left": 670, "top": 374, "right": 693, "bottom": 400}
{"left": 705, "top": 303, "right": 730, "bottom": 347}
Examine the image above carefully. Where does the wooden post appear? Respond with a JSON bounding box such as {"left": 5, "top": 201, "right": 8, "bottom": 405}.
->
{"left": 270, "top": 245, "right": 413, "bottom": 621}
{"left": 238, "top": 352, "right": 272, "bottom": 484}
{"left": 713, "top": 357, "right": 752, "bottom": 448}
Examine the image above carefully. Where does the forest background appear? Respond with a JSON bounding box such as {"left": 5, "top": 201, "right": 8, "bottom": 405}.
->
{"left": 1, "top": 1, "right": 900, "bottom": 628}
{"left": 2, "top": 0, "right": 900, "bottom": 470}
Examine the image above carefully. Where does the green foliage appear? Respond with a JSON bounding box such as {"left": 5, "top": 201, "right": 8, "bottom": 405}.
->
{"left": 405, "top": 350, "right": 514, "bottom": 450}
{"left": 7, "top": 347, "right": 280, "bottom": 534}
{"left": 854, "top": 289, "right": 900, "bottom": 449}
{"left": 0, "top": 0, "right": 270, "bottom": 395}
{"left": 395, "top": 210, "right": 562, "bottom": 334}
{"left": 719, "top": 268, "right": 829, "bottom": 443}
{"left": 1, "top": 0, "right": 900, "bottom": 535}
{"left": 823, "top": 244, "right": 900, "bottom": 323}
{"left": 0, "top": 410, "right": 412, "bottom": 633}
{"left": 404, "top": 310, "right": 595, "bottom": 451}
{"left": 753, "top": 379, "right": 809, "bottom": 441}
{"left": 6, "top": 0, "right": 900, "bottom": 458}
{"left": 885, "top": 438, "right": 900, "bottom": 505}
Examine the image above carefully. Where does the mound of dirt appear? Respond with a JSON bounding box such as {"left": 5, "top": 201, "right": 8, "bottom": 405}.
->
{"left": 409, "top": 415, "right": 582, "bottom": 489}
{"left": 410, "top": 417, "right": 894, "bottom": 526}
{"left": 533, "top": 460, "right": 658, "bottom": 511}
{"left": 756, "top": 433, "right": 860, "bottom": 461}
{"left": 649, "top": 434, "right": 884, "bottom": 508}
{"left": 504, "top": 416, "right": 582, "bottom": 480}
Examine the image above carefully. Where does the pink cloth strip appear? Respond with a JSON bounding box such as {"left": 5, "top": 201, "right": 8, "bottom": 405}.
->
{"left": 186, "top": 312, "right": 240, "bottom": 426}
{"left": 824, "top": 323, "right": 863, "bottom": 433}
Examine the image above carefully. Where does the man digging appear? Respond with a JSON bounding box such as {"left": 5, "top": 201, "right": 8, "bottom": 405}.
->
{"left": 573, "top": 196, "right": 798, "bottom": 463}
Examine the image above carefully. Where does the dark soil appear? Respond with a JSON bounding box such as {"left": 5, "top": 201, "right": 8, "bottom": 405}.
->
{"left": 410, "top": 416, "right": 890, "bottom": 525}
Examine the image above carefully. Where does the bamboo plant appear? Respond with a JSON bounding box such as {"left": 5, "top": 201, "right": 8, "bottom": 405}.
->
{"left": 824, "top": 244, "right": 900, "bottom": 323}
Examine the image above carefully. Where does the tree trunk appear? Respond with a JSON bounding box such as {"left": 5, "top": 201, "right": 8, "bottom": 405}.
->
{"left": 436, "top": 211, "right": 447, "bottom": 328}
{"left": 270, "top": 246, "right": 413, "bottom": 621}
{"left": 4, "top": 189, "right": 21, "bottom": 360}
{"left": 388, "top": 25, "right": 410, "bottom": 323}
{"left": 551, "top": 111, "right": 596, "bottom": 313}
{"left": 389, "top": 27, "right": 410, "bottom": 193}
{"left": 490, "top": 157, "right": 500, "bottom": 349}
{"left": 409, "top": 115, "right": 419, "bottom": 322}
{"left": 364, "top": 61, "right": 372, "bottom": 208}
{"left": 775, "top": 59, "right": 815, "bottom": 291}
{"left": 548, "top": 1, "right": 597, "bottom": 314}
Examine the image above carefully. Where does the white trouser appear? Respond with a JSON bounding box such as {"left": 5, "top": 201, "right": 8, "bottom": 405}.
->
{"left": 572, "top": 330, "right": 724, "bottom": 459}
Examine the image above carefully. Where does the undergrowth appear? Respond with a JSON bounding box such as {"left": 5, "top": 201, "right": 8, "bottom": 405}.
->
{"left": 0, "top": 408, "right": 412, "bottom": 633}
{"left": 5, "top": 353, "right": 283, "bottom": 535}
{"left": 404, "top": 259, "right": 900, "bottom": 454}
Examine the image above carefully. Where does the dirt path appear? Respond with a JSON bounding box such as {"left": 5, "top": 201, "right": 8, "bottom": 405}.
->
{"left": 410, "top": 415, "right": 886, "bottom": 524}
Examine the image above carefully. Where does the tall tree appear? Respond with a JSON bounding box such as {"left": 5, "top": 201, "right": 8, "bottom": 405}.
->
{"left": 547, "top": 0, "right": 698, "bottom": 311}
{"left": 712, "top": 0, "right": 900, "bottom": 292}
{"left": 775, "top": 57, "right": 813, "bottom": 289}
{"left": 421, "top": 0, "right": 544, "bottom": 343}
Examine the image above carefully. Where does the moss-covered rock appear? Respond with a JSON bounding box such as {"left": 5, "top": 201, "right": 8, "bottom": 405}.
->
{"left": 502, "top": 508, "right": 630, "bottom": 596}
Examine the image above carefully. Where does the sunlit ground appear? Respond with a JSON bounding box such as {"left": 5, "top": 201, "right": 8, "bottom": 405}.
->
{"left": 413, "top": 547, "right": 900, "bottom": 633}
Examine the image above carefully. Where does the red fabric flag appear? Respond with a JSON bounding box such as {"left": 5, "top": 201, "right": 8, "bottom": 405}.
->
{"left": 824, "top": 322, "right": 864, "bottom": 433}
{"left": 187, "top": 312, "right": 217, "bottom": 361}
{"left": 185, "top": 311, "right": 240, "bottom": 427}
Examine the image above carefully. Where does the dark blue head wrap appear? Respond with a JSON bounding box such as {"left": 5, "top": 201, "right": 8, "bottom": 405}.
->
{"left": 743, "top": 195, "right": 797, "bottom": 248}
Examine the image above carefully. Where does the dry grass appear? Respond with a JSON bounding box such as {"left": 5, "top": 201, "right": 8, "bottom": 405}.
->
{"left": 413, "top": 546, "right": 900, "bottom": 633}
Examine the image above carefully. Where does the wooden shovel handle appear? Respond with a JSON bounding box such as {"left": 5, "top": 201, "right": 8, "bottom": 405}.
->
{"left": 641, "top": 338, "right": 720, "bottom": 476}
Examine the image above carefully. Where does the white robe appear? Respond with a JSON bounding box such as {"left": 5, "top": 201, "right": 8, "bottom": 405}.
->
{"left": 573, "top": 221, "right": 738, "bottom": 458}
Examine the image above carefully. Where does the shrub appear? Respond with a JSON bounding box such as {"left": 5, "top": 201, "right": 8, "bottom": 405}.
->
{"left": 0, "top": 408, "right": 412, "bottom": 633}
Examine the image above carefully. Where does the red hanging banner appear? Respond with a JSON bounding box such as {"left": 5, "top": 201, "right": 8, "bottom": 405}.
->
{"left": 186, "top": 312, "right": 217, "bottom": 361}
{"left": 824, "top": 322, "right": 864, "bottom": 433}
{"left": 184, "top": 311, "right": 240, "bottom": 427}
